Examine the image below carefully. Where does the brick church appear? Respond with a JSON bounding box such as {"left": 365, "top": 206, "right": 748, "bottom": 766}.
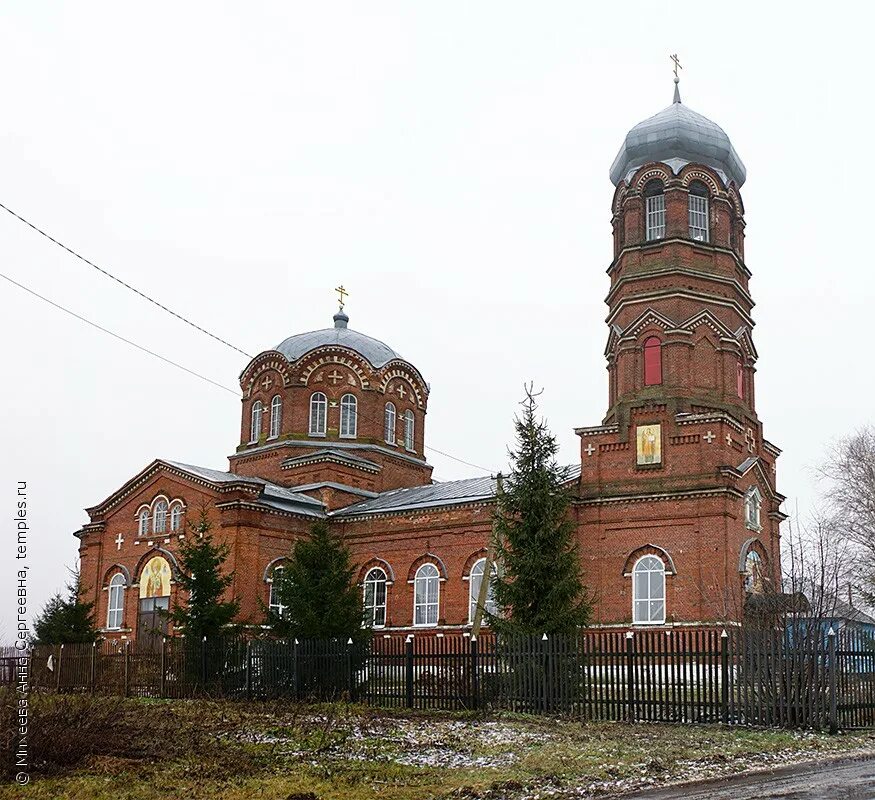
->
{"left": 77, "top": 78, "right": 784, "bottom": 643}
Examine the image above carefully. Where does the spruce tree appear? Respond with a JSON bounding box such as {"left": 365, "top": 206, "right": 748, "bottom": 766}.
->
{"left": 268, "top": 520, "right": 364, "bottom": 641}
{"left": 490, "top": 386, "right": 592, "bottom": 636}
{"left": 33, "top": 573, "right": 98, "bottom": 645}
{"left": 166, "top": 510, "right": 240, "bottom": 641}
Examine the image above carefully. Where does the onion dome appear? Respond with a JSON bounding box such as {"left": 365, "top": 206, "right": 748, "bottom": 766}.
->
{"left": 275, "top": 311, "right": 403, "bottom": 369}
{"left": 610, "top": 79, "right": 746, "bottom": 188}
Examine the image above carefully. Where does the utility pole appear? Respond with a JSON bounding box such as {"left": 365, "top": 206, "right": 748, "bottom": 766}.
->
{"left": 471, "top": 472, "right": 503, "bottom": 638}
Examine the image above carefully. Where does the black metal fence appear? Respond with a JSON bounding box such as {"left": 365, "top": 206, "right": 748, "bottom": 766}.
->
{"left": 25, "top": 627, "right": 875, "bottom": 730}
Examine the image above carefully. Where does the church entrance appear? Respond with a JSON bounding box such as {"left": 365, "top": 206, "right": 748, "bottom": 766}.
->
{"left": 137, "top": 554, "right": 172, "bottom": 651}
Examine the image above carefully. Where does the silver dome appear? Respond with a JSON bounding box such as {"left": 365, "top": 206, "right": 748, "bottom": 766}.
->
{"left": 275, "top": 311, "right": 403, "bottom": 369}
{"left": 610, "top": 87, "right": 746, "bottom": 188}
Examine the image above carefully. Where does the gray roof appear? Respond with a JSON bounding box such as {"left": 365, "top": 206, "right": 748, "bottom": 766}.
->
{"left": 281, "top": 448, "right": 382, "bottom": 472}
{"left": 610, "top": 88, "right": 746, "bottom": 188}
{"left": 163, "top": 460, "right": 324, "bottom": 517}
{"left": 275, "top": 311, "right": 404, "bottom": 370}
{"left": 333, "top": 465, "right": 582, "bottom": 517}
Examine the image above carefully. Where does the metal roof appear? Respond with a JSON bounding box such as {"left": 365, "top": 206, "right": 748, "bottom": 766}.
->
{"left": 275, "top": 311, "right": 403, "bottom": 369}
{"left": 610, "top": 90, "right": 746, "bottom": 188}
{"left": 333, "top": 465, "right": 582, "bottom": 517}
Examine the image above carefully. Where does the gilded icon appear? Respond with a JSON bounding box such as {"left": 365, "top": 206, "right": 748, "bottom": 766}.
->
{"left": 140, "top": 556, "right": 171, "bottom": 598}
{"left": 636, "top": 424, "right": 662, "bottom": 465}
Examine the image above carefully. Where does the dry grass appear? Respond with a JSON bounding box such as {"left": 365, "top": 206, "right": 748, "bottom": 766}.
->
{"left": 3, "top": 692, "right": 874, "bottom": 799}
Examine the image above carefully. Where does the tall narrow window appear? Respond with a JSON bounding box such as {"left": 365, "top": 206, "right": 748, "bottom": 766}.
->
{"left": 644, "top": 180, "right": 665, "bottom": 241}
{"left": 413, "top": 563, "right": 440, "bottom": 626}
{"left": 340, "top": 394, "right": 357, "bottom": 438}
{"left": 363, "top": 567, "right": 388, "bottom": 627}
{"left": 138, "top": 509, "right": 150, "bottom": 536}
{"left": 632, "top": 555, "right": 666, "bottom": 624}
{"left": 107, "top": 574, "right": 125, "bottom": 630}
{"left": 170, "top": 504, "right": 184, "bottom": 532}
{"left": 384, "top": 402, "right": 396, "bottom": 445}
{"left": 643, "top": 337, "right": 663, "bottom": 386}
{"left": 268, "top": 565, "right": 287, "bottom": 617}
{"left": 688, "top": 182, "right": 709, "bottom": 242}
{"left": 468, "top": 558, "right": 498, "bottom": 623}
{"left": 403, "top": 410, "right": 415, "bottom": 451}
{"left": 744, "top": 550, "right": 764, "bottom": 594}
{"left": 309, "top": 392, "right": 327, "bottom": 436}
{"left": 744, "top": 487, "right": 762, "bottom": 530}
{"left": 152, "top": 500, "right": 168, "bottom": 534}
{"left": 736, "top": 361, "right": 744, "bottom": 399}
{"left": 268, "top": 395, "right": 282, "bottom": 439}
{"left": 250, "top": 400, "right": 264, "bottom": 443}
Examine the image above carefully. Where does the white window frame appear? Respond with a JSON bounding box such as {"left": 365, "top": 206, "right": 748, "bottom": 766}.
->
{"left": 340, "top": 394, "right": 358, "bottom": 438}
{"left": 107, "top": 574, "right": 125, "bottom": 630}
{"left": 645, "top": 193, "right": 666, "bottom": 241}
{"left": 363, "top": 567, "right": 388, "bottom": 628}
{"left": 468, "top": 558, "right": 498, "bottom": 623}
{"left": 384, "top": 402, "right": 396, "bottom": 445}
{"left": 309, "top": 392, "right": 327, "bottom": 436}
{"left": 152, "top": 500, "right": 168, "bottom": 534}
{"left": 632, "top": 555, "right": 666, "bottom": 625}
{"left": 688, "top": 191, "right": 709, "bottom": 242}
{"left": 268, "top": 565, "right": 287, "bottom": 618}
{"left": 745, "top": 487, "right": 762, "bottom": 530}
{"left": 138, "top": 509, "right": 150, "bottom": 536}
{"left": 404, "top": 409, "right": 415, "bottom": 451}
{"left": 269, "top": 394, "right": 282, "bottom": 439}
{"left": 413, "top": 563, "right": 440, "bottom": 627}
{"left": 169, "top": 504, "right": 184, "bottom": 532}
{"left": 250, "top": 400, "right": 264, "bottom": 443}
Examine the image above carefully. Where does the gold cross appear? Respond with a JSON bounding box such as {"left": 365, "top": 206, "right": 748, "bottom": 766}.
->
{"left": 670, "top": 53, "right": 683, "bottom": 80}
{"left": 335, "top": 285, "right": 348, "bottom": 310}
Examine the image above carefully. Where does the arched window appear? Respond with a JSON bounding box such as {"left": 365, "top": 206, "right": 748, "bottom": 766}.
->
{"left": 744, "top": 550, "right": 764, "bottom": 594}
{"left": 468, "top": 558, "right": 498, "bottom": 623}
{"left": 152, "top": 500, "right": 168, "bottom": 534}
{"left": 644, "top": 179, "right": 665, "bottom": 241}
{"left": 309, "top": 392, "right": 327, "bottom": 436}
{"left": 403, "top": 410, "right": 415, "bottom": 451}
{"left": 643, "top": 337, "right": 662, "bottom": 386}
{"left": 413, "top": 563, "right": 440, "bottom": 627}
{"left": 688, "top": 181, "right": 710, "bottom": 242}
{"left": 340, "top": 394, "right": 357, "bottom": 438}
{"left": 736, "top": 361, "right": 744, "bottom": 399}
{"left": 269, "top": 394, "right": 282, "bottom": 439}
{"left": 632, "top": 555, "right": 666, "bottom": 624}
{"left": 268, "top": 565, "right": 287, "bottom": 618}
{"left": 250, "top": 400, "right": 264, "bottom": 443}
{"left": 138, "top": 509, "right": 150, "bottom": 536}
{"left": 169, "top": 504, "right": 184, "bottom": 532}
{"left": 744, "top": 486, "right": 762, "bottom": 530}
{"left": 107, "top": 574, "right": 125, "bottom": 630}
{"left": 384, "top": 402, "right": 396, "bottom": 445}
{"left": 363, "top": 567, "right": 388, "bottom": 627}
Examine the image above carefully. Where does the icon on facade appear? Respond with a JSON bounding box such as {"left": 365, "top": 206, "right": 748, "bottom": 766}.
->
{"left": 636, "top": 424, "right": 662, "bottom": 465}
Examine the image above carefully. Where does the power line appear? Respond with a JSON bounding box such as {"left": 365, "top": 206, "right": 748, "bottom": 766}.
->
{"left": 0, "top": 201, "right": 252, "bottom": 358}
{"left": 0, "top": 271, "right": 239, "bottom": 396}
{"left": 0, "top": 269, "right": 494, "bottom": 473}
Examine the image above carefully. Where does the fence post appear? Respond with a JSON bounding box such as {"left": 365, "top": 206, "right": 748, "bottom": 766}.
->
{"left": 159, "top": 637, "right": 166, "bottom": 698}
{"left": 541, "top": 633, "right": 550, "bottom": 714}
{"left": 625, "top": 631, "right": 635, "bottom": 723}
{"left": 90, "top": 641, "right": 97, "bottom": 695}
{"left": 470, "top": 635, "right": 480, "bottom": 711}
{"left": 245, "top": 639, "right": 252, "bottom": 701}
{"left": 828, "top": 627, "right": 838, "bottom": 734}
{"left": 721, "top": 629, "right": 729, "bottom": 724}
{"left": 55, "top": 644, "right": 62, "bottom": 691}
{"left": 123, "top": 641, "right": 130, "bottom": 698}
{"left": 405, "top": 636, "right": 414, "bottom": 709}
{"left": 346, "top": 638, "right": 356, "bottom": 703}
{"left": 293, "top": 639, "right": 299, "bottom": 700}
{"left": 200, "top": 636, "right": 207, "bottom": 690}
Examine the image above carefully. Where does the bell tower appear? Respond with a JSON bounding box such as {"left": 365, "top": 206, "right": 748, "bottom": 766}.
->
{"left": 575, "top": 74, "right": 785, "bottom": 628}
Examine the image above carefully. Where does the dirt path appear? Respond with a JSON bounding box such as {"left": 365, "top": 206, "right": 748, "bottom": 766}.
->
{"left": 616, "top": 755, "right": 875, "bottom": 799}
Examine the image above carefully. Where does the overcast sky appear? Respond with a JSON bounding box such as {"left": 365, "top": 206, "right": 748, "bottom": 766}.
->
{"left": 2, "top": 3, "right": 872, "bottom": 639}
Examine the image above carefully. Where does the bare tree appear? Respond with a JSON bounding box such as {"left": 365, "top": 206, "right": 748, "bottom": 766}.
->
{"left": 819, "top": 426, "right": 875, "bottom": 605}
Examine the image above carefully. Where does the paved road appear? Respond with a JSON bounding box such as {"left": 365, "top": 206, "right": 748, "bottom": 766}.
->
{"left": 618, "top": 756, "right": 875, "bottom": 799}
